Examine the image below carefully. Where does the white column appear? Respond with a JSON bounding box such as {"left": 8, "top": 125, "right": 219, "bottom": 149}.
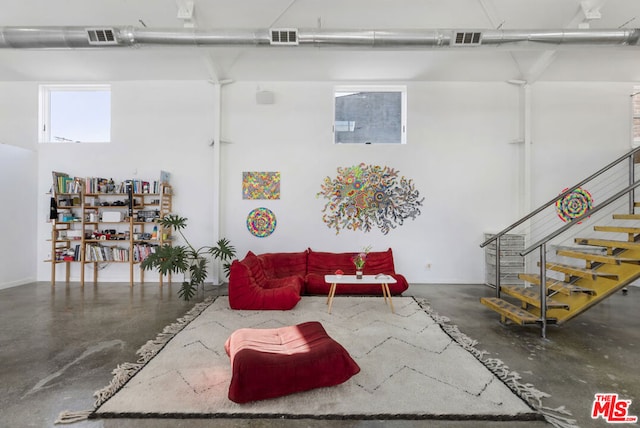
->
{"left": 523, "top": 83, "right": 532, "bottom": 217}
{"left": 211, "top": 83, "right": 222, "bottom": 284}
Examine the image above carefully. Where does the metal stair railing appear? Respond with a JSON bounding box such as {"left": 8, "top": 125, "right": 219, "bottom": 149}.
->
{"left": 480, "top": 146, "right": 640, "bottom": 338}
{"left": 522, "top": 179, "right": 640, "bottom": 338}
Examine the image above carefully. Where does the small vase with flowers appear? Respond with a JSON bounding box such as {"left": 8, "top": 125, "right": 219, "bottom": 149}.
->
{"left": 352, "top": 245, "right": 371, "bottom": 279}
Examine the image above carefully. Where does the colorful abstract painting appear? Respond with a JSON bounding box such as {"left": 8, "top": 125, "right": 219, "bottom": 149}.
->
{"left": 555, "top": 187, "right": 593, "bottom": 223}
{"left": 246, "top": 207, "right": 277, "bottom": 237}
{"left": 243, "top": 172, "right": 280, "bottom": 200}
{"left": 317, "top": 163, "right": 424, "bottom": 235}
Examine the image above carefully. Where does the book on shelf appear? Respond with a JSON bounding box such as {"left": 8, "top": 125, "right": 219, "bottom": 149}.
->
{"left": 53, "top": 172, "right": 167, "bottom": 195}
{"left": 124, "top": 179, "right": 162, "bottom": 194}
{"left": 160, "top": 170, "right": 170, "bottom": 185}
{"left": 134, "top": 243, "right": 158, "bottom": 262}
{"left": 51, "top": 171, "right": 67, "bottom": 193}
{"left": 52, "top": 171, "right": 82, "bottom": 194}
{"left": 85, "top": 243, "right": 130, "bottom": 262}
{"left": 84, "top": 177, "right": 116, "bottom": 194}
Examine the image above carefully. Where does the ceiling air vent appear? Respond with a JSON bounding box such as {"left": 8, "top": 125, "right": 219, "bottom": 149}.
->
{"left": 452, "top": 31, "right": 482, "bottom": 46}
{"left": 86, "top": 28, "right": 118, "bottom": 45}
{"left": 270, "top": 28, "right": 299, "bottom": 45}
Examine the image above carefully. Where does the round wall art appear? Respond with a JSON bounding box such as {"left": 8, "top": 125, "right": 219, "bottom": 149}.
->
{"left": 555, "top": 187, "right": 593, "bottom": 223}
{"left": 246, "top": 207, "right": 277, "bottom": 237}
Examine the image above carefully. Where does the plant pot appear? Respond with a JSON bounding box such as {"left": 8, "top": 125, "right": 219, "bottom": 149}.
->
{"left": 356, "top": 270, "right": 363, "bottom": 279}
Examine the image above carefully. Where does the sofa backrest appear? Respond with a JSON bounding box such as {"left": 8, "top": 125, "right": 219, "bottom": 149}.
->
{"left": 362, "top": 248, "right": 396, "bottom": 274}
{"left": 229, "top": 260, "right": 258, "bottom": 291}
{"left": 239, "top": 251, "right": 267, "bottom": 286}
{"left": 258, "top": 251, "right": 308, "bottom": 278}
{"left": 307, "top": 248, "right": 396, "bottom": 275}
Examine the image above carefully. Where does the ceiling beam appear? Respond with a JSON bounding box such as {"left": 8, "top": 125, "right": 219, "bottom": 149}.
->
{"left": 523, "top": 0, "right": 608, "bottom": 83}
{"left": 478, "top": 0, "right": 525, "bottom": 80}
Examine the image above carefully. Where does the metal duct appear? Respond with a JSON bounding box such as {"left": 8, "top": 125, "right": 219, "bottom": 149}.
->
{"left": 1, "top": 26, "right": 640, "bottom": 49}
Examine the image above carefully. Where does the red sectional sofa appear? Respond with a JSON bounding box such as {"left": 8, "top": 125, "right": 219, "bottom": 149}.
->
{"left": 228, "top": 248, "right": 409, "bottom": 310}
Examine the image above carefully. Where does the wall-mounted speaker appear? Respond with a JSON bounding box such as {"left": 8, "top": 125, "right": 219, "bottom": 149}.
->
{"left": 256, "top": 90, "right": 275, "bottom": 105}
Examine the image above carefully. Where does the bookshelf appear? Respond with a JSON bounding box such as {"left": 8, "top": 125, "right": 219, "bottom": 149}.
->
{"left": 48, "top": 173, "right": 172, "bottom": 286}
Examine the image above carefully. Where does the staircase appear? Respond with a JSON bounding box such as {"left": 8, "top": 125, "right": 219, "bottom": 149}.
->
{"left": 480, "top": 148, "right": 640, "bottom": 337}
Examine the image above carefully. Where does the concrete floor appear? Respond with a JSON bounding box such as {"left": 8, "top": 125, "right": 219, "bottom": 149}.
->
{"left": 0, "top": 282, "right": 637, "bottom": 428}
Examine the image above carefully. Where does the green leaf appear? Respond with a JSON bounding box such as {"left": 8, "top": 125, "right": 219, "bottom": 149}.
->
{"left": 208, "top": 238, "right": 236, "bottom": 262}
{"left": 158, "top": 214, "right": 188, "bottom": 231}
{"left": 190, "top": 257, "right": 208, "bottom": 285}
{"left": 222, "top": 261, "right": 232, "bottom": 278}
{"left": 140, "top": 245, "right": 189, "bottom": 276}
{"left": 178, "top": 281, "right": 197, "bottom": 300}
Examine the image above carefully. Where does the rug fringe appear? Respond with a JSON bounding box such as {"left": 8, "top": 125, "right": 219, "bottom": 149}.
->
{"left": 415, "top": 298, "right": 579, "bottom": 428}
{"left": 54, "top": 296, "right": 217, "bottom": 424}
{"left": 53, "top": 410, "right": 92, "bottom": 424}
{"left": 539, "top": 409, "right": 579, "bottom": 428}
{"left": 94, "top": 296, "right": 215, "bottom": 407}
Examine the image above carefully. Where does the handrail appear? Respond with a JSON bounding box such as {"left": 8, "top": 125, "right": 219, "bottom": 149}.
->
{"left": 520, "top": 179, "right": 640, "bottom": 256}
{"left": 479, "top": 146, "right": 640, "bottom": 248}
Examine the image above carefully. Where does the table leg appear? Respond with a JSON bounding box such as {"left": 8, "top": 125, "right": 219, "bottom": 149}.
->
{"left": 327, "top": 282, "right": 337, "bottom": 314}
{"left": 381, "top": 283, "right": 389, "bottom": 303}
{"left": 383, "top": 283, "right": 395, "bottom": 313}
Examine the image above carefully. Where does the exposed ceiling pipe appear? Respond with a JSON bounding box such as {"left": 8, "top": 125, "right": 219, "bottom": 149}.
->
{"left": 1, "top": 26, "right": 640, "bottom": 49}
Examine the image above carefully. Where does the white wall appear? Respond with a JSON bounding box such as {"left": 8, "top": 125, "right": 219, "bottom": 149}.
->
{"left": 0, "top": 82, "right": 38, "bottom": 289}
{"left": 1, "top": 79, "right": 637, "bottom": 288}
{"left": 220, "top": 82, "right": 523, "bottom": 283}
{"left": 0, "top": 144, "right": 37, "bottom": 289}
{"left": 531, "top": 82, "right": 634, "bottom": 204}
{"left": 35, "top": 81, "right": 218, "bottom": 283}
{"left": 0, "top": 82, "right": 38, "bottom": 151}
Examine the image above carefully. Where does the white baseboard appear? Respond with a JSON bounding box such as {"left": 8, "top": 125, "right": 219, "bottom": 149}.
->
{"left": 0, "top": 277, "right": 36, "bottom": 291}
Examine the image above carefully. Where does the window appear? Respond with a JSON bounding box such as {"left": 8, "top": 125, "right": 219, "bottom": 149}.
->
{"left": 333, "top": 85, "right": 406, "bottom": 144}
{"left": 632, "top": 89, "right": 640, "bottom": 147}
{"left": 39, "top": 84, "right": 111, "bottom": 143}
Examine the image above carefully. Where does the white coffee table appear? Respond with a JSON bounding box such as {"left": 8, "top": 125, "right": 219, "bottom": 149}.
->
{"left": 324, "top": 274, "right": 397, "bottom": 314}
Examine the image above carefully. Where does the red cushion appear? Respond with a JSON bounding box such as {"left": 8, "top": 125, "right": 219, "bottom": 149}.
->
{"left": 240, "top": 251, "right": 267, "bottom": 286}
{"left": 257, "top": 251, "right": 308, "bottom": 278}
{"left": 307, "top": 249, "right": 356, "bottom": 275}
{"left": 228, "top": 259, "right": 301, "bottom": 310}
{"left": 224, "top": 321, "right": 360, "bottom": 403}
{"left": 264, "top": 276, "right": 304, "bottom": 292}
{"left": 307, "top": 248, "right": 397, "bottom": 276}
{"left": 362, "top": 248, "right": 396, "bottom": 274}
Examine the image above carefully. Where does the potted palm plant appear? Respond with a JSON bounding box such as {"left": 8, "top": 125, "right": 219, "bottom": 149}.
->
{"left": 140, "top": 214, "right": 236, "bottom": 300}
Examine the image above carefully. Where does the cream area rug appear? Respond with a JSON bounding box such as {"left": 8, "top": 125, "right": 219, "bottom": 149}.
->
{"left": 57, "top": 296, "right": 577, "bottom": 427}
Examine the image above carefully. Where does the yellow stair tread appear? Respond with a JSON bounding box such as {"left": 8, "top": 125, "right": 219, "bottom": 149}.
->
{"left": 519, "top": 273, "right": 596, "bottom": 296}
{"left": 519, "top": 273, "right": 566, "bottom": 287}
{"left": 593, "top": 225, "right": 640, "bottom": 234}
{"left": 612, "top": 213, "right": 640, "bottom": 220}
{"left": 556, "top": 249, "right": 622, "bottom": 265}
{"left": 501, "top": 285, "right": 570, "bottom": 310}
{"left": 547, "top": 282, "right": 596, "bottom": 296}
{"left": 575, "top": 238, "right": 640, "bottom": 251}
{"left": 480, "top": 297, "right": 540, "bottom": 325}
{"left": 543, "top": 262, "right": 619, "bottom": 280}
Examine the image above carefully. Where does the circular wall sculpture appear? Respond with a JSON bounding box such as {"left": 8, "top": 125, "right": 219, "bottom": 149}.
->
{"left": 246, "top": 207, "right": 277, "bottom": 237}
{"left": 555, "top": 187, "right": 593, "bottom": 223}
